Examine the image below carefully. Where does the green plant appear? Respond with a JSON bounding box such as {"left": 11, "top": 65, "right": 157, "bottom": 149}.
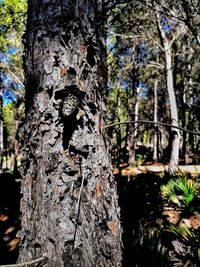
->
{"left": 166, "top": 224, "right": 200, "bottom": 265}
{"left": 161, "top": 176, "right": 198, "bottom": 210}
{"left": 168, "top": 224, "right": 194, "bottom": 242}
{"left": 136, "top": 153, "right": 147, "bottom": 163}
{"left": 136, "top": 222, "right": 169, "bottom": 266}
{"left": 176, "top": 179, "right": 196, "bottom": 206}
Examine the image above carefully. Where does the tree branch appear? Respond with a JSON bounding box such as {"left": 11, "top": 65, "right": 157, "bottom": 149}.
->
{"left": 146, "top": 61, "right": 164, "bottom": 69}
{"left": 107, "top": 30, "right": 135, "bottom": 39}
{"left": 0, "top": 62, "right": 24, "bottom": 87}
{"left": 0, "top": 257, "right": 46, "bottom": 267}
{"left": 104, "top": 120, "right": 200, "bottom": 136}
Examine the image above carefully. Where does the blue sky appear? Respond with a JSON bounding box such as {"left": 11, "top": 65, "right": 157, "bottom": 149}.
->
{"left": 0, "top": 47, "right": 20, "bottom": 105}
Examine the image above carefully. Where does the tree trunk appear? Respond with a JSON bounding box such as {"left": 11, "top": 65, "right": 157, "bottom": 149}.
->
{"left": 165, "top": 39, "right": 180, "bottom": 174}
{"left": 116, "top": 82, "right": 121, "bottom": 166}
{"left": 182, "top": 61, "right": 193, "bottom": 164}
{"left": 0, "top": 76, "right": 3, "bottom": 174}
{"left": 128, "top": 45, "right": 138, "bottom": 165}
{"left": 13, "top": 100, "right": 22, "bottom": 174}
{"left": 18, "top": 1, "right": 122, "bottom": 266}
{"left": 187, "top": 63, "right": 194, "bottom": 153}
{"left": 153, "top": 78, "right": 159, "bottom": 162}
{"left": 156, "top": 11, "right": 180, "bottom": 174}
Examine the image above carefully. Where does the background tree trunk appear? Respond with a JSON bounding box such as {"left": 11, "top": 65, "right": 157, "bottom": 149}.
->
{"left": 0, "top": 75, "right": 4, "bottom": 174}
{"left": 165, "top": 41, "right": 180, "bottom": 173}
{"left": 182, "top": 60, "right": 193, "bottom": 164}
{"left": 156, "top": 11, "right": 180, "bottom": 174}
{"left": 116, "top": 82, "right": 121, "bottom": 166}
{"left": 153, "top": 78, "right": 159, "bottom": 162}
{"left": 128, "top": 45, "right": 138, "bottom": 165}
{"left": 18, "top": 1, "right": 122, "bottom": 266}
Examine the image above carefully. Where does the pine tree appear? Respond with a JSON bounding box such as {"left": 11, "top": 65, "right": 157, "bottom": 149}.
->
{"left": 18, "top": 1, "right": 122, "bottom": 266}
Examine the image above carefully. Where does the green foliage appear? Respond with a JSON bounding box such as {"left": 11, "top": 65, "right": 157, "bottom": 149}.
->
{"left": 2, "top": 102, "right": 15, "bottom": 143}
{"left": 135, "top": 153, "right": 147, "bottom": 164}
{"left": 161, "top": 177, "right": 196, "bottom": 207}
{"left": 161, "top": 176, "right": 198, "bottom": 210}
{"left": 136, "top": 154, "right": 143, "bottom": 162}
{"left": 135, "top": 145, "right": 152, "bottom": 165}
{"left": 168, "top": 224, "right": 194, "bottom": 242}
{"left": 0, "top": 0, "right": 26, "bottom": 110}
{"left": 0, "top": 0, "right": 27, "bottom": 51}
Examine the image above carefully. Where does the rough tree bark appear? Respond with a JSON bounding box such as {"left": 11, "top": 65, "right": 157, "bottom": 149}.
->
{"left": 18, "top": 1, "right": 122, "bottom": 266}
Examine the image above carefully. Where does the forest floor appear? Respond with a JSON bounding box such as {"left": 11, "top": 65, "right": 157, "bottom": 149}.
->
{"left": 116, "top": 163, "right": 200, "bottom": 266}
{"left": 1, "top": 164, "right": 200, "bottom": 266}
{"left": 0, "top": 172, "right": 21, "bottom": 264}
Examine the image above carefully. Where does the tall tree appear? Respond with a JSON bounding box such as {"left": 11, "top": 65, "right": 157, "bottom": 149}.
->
{"left": 0, "top": 74, "right": 3, "bottom": 173}
{"left": 155, "top": 7, "right": 180, "bottom": 173}
{"left": 128, "top": 44, "right": 138, "bottom": 165}
{"left": 153, "top": 77, "right": 159, "bottom": 162}
{"left": 18, "top": 0, "right": 122, "bottom": 266}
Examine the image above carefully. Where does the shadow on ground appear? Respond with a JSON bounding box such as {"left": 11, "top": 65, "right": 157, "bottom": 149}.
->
{"left": 117, "top": 172, "right": 167, "bottom": 267}
{"left": 0, "top": 172, "right": 21, "bottom": 264}
{"left": 117, "top": 171, "right": 200, "bottom": 267}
